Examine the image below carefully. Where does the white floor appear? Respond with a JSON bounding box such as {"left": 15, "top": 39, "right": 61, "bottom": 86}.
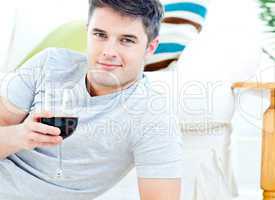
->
{"left": 95, "top": 168, "right": 263, "bottom": 200}
{"left": 234, "top": 191, "right": 262, "bottom": 200}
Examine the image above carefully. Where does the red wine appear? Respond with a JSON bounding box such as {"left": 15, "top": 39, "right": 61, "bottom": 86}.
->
{"left": 40, "top": 117, "right": 78, "bottom": 139}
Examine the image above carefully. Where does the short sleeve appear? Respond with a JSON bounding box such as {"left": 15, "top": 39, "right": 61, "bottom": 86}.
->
{"left": 0, "top": 49, "right": 50, "bottom": 112}
{"left": 132, "top": 114, "right": 184, "bottom": 178}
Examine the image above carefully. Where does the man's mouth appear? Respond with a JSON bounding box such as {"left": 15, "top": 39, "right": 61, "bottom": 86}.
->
{"left": 96, "top": 62, "right": 122, "bottom": 70}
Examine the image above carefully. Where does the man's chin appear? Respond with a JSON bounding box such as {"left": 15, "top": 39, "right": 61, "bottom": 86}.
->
{"left": 91, "top": 74, "right": 122, "bottom": 88}
{"left": 89, "top": 66, "right": 119, "bottom": 77}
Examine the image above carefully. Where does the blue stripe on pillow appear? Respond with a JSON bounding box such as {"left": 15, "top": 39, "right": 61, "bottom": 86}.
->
{"left": 164, "top": 2, "right": 207, "bottom": 18}
{"left": 155, "top": 43, "right": 186, "bottom": 54}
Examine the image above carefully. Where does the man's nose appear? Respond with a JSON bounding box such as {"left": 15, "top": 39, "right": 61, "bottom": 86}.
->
{"left": 102, "top": 40, "right": 119, "bottom": 59}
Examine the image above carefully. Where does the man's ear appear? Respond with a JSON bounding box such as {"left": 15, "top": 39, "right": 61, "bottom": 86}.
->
{"left": 145, "top": 36, "right": 159, "bottom": 57}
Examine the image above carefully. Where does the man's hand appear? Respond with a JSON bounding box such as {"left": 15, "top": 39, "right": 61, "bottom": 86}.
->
{"left": 13, "top": 112, "right": 62, "bottom": 150}
{"left": 138, "top": 178, "right": 181, "bottom": 200}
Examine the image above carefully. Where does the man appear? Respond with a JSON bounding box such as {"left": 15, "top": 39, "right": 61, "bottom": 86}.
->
{"left": 0, "top": 0, "right": 183, "bottom": 199}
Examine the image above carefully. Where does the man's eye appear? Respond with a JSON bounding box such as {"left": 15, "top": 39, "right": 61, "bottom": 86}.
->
{"left": 121, "top": 38, "right": 135, "bottom": 44}
{"left": 93, "top": 33, "right": 107, "bottom": 38}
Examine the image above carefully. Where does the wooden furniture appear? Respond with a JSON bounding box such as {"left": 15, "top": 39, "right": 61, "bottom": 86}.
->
{"left": 232, "top": 82, "right": 275, "bottom": 200}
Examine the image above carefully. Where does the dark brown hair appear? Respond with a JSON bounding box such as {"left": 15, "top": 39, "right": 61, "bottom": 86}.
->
{"left": 88, "top": 0, "right": 164, "bottom": 43}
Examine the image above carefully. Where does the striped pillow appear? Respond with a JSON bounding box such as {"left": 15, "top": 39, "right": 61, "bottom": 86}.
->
{"left": 145, "top": 0, "right": 209, "bottom": 71}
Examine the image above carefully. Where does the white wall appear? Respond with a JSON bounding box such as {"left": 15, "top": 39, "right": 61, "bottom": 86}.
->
{"left": 0, "top": 0, "right": 17, "bottom": 71}
{"left": 0, "top": 0, "right": 87, "bottom": 72}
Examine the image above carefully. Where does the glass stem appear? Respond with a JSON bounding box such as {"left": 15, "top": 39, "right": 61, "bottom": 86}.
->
{"left": 56, "top": 143, "right": 63, "bottom": 177}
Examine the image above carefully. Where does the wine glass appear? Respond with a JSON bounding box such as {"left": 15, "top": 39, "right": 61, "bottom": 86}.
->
{"left": 41, "top": 88, "right": 78, "bottom": 178}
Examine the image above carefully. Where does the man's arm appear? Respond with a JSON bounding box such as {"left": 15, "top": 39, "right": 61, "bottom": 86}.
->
{"left": 0, "top": 97, "right": 62, "bottom": 160}
{"left": 0, "top": 48, "right": 64, "bottom": 159}
{"left": 131, "top": 104, "right": 183, "bottom": 200}
{"left": 0, "top": 96, "right": 28, "bottom": 125}
{"left": 0, "top": 97, "right": 28, "bottom": 159}
{"left": 138, "top": 178, "right": 181, "bottom": 200}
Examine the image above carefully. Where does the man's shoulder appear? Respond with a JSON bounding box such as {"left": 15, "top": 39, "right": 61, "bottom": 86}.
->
{"left": 126, "top": 75, "right": 172, "bottom": 119}
{"left": 14, "top": 47, "right": 88, "bottom": 88}
{"left": 21, "top": 47, "right": 87, "bottom": 72}
{"left": 42, "top": 47, "right": 87, "bottom": 66}
{"left": 37, "top": 48, "right": 87, "bottom": 81}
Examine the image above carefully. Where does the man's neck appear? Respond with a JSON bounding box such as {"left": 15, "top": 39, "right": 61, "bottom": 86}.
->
{"left": 85, "top": 74, "right": 138, "bottom": 97}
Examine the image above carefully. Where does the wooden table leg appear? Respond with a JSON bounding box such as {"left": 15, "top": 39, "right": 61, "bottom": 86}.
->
{"left": 261, "top": 89, "right": 275, "bottom": 200}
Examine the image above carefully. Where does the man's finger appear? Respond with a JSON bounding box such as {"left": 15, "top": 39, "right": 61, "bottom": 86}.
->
{"left": 29, "top": 132, "right": 62, "bottom": 143}
{"left": 37, "top": 142, "right": 61, "bottom": 148}
{"left": 29, "top": 122, "right": 60, "bottom": 135}
{"left": 32, "top": 111, "right": 54, "bottom": 122}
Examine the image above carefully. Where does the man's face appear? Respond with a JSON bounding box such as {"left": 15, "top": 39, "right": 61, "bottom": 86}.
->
{"left": 86, "top": 7, "right": 158, "bottom": 91}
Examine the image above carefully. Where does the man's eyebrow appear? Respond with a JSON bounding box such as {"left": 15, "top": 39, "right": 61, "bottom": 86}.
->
{"left": 122, "top": 34, "right": 138, "bottom": 41}
{"left": 92, "top": 28, "right": 106, "bottom": 33}
{"left": 92, "top": 28, "right": 138, "bottom": 41}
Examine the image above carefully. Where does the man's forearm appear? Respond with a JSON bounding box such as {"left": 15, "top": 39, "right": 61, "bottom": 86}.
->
{"left": 0, "top": 125, "right": 21, "bottom": 160}
{"left": 138, "top": 178, "right": 181, "bottom": 200}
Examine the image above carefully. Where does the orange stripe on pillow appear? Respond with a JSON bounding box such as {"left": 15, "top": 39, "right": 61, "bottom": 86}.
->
{"left": 162, "top": 17, "right": 202, "bottom": 32}
{"left": 145, "top": 58, "right": 178, "bottom": 71}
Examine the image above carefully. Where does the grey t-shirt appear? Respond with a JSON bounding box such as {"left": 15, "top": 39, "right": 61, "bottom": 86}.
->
{"left": 0, "top": 48, "right": 183, "bottom": 200}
